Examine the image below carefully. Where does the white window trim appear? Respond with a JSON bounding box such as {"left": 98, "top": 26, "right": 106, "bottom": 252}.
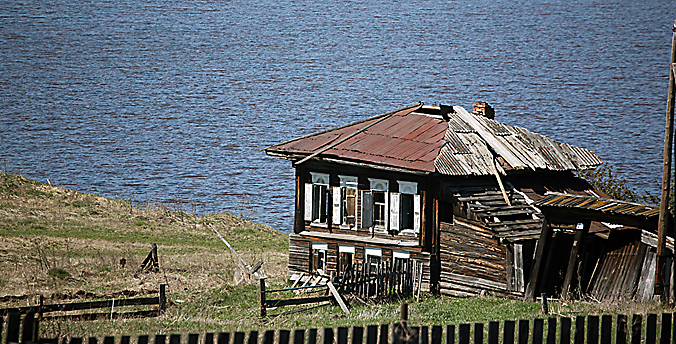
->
{"left": 337, "top": 175, "right": 358, "bottom": 230}
{"left": 339, "top": 245, "right": 355, "bottom": 253}
{"left": 393, "top": 251, "right": 410, "bottom": 259}
{"left": 339, "top": 175, "right": 358, "bottom": 188}
{"left": 368, "top": 178, "right": 389, "bottom": 191}
{"left": 365, "top": 248, "right": 382, "bottom": 257}
{"left": 310, "top": 172, "right": 329, "bottom": 185}
{"left": 397, "top": 181, "right": 418, "bottom": 194}
{"left": 312, "top": 243, "right": 328, "bottom": 251}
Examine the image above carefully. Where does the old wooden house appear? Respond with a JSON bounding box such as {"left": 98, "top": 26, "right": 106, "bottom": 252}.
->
{"left": 265, "top": 102, "right": 672, "bottom": 301}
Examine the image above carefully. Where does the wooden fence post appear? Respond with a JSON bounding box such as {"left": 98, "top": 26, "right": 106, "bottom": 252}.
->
{"left": 205, "top": 333, "right": 214, "bottom": 344}
{"left": 294, "top": 330, "right": 304, "bottom": 344}
{"left": 121, "top": 337, "right": 130, "bottom": 344}
{"left": 546, "top": 318, "right": 556, "bottom": 344}
{"left": 600, "top": 315, "right": 611, "bottom": 344}
{"left": 169, "top": 334, "right": 180, "bottom": 344}
{"left": 445, "top": 325, "right": 455, "bottom": 344}
{"left": 21, "top": 311, "right": 35, "bottom": 344}
{"left": 488, "top": 322, "right": 499, "bottom": 344}
{"left": 646, "top": 314, "right": 657, "bottom": 344}
{"left": 88, "top": 338, "right": 98, "bottom": 344}
{"left": 503, "top": 321, "right": 515, "bottom": 344}
{"left": 352, "top": 327, "right": 363, "bottom": 344}
{"left": 323, "top": 328, "right": 334, "bottom": 344}
{"left": 233, "top": 333, "right": 245, "bottom": 344}
{"left": 260, "top": 278, "right": 267, "bottom": 317}
{"left": 188, "top": 334, "right": 199, "bottom": 344}
{"left": 616, "top": 315, "right": 627, "bottom": 344}
{"left": 518, "top": 320, "right": 529, "bottom": 344}
{"left": 154, "top": 335, "right": 166, "bottom": 344}
{"left": 659, "top": 313, "right": 671, "bottom": 344}
{"left": 337, "top": 328, "right": 348, "bottom": 344}
{"left": 559, "top": 317, "right": 571, "bottom": 344}
{"left": 631, "top": 314, "right": 642, "bottom": 344}
{"left": 218, "top": 333, "right": 230, "bottom": 344}
{"left": 248, "top": 331, "right": 259, "bottom": 344}
{"left": 573, "top": 316, "right": 585, "bottom": 344}
{"left": 532, "top": 319, "right": 543, "bottom": 344}
{"left": 6, "top": 311, "right": 20, "bottom": 344}
{"left": 159, "top": 284, "right": 166, "bottom": 313}
{"left": 308, "top": 329, "right": 317, "bottom": 344}
{"left": 587, "top": 316, "right": 599, "bottom": 344}
{"left": 379, "top": 325, "right": 388, "bottom": 344}
{"left": 473, "top": 324, "right": 482, "bottom": 344}
{"left": 367, "top": 326, "right": 377, "bottom": 344}
{"left": 431, "top": 326, "right": 442, "bottom": 344}
{"left": 458, "top": 324, "right": 469, "bottom": 344}
{"left": 138, "top": 336, "right": 148, "bottom": 344}
{"left": 262, "top": 331, "right": 274, "bottom": 344}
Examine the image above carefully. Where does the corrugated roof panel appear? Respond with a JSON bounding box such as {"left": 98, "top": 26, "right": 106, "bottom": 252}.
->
{"left": 448, "top": 116, "right": 474, "bottom": 133}
{"left": 478, "top": 116, "right": 513, "bottom": 136}
{"left": 534, "top": 193, "right": 659, "bottom": 219}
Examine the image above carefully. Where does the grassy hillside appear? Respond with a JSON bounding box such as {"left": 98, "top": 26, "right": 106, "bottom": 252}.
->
{"left": 0, "top": 172, "right": 669, "bottom": 339}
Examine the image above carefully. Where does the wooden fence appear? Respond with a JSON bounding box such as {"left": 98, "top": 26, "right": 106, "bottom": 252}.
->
{"left": 337, "top": 260, "right": 424, "bottom": 300}
{"left": 4, "top": 308, "right": 676, "bottom": 344}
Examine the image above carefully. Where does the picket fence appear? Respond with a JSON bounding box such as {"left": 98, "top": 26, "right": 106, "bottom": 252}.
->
{"left": 3, "top": 310, "right": 676, "bottom": 344}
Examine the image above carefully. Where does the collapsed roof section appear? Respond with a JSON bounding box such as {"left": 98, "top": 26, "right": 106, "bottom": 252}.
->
{"left": 264, "top": 103, "right": 603, "bottom": 176}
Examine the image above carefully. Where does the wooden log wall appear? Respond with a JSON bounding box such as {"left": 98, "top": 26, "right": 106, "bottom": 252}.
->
{"left": 289, "top": 235, "right": 311, "bottom": 275}
{"left": 438, "top": 219, "right": 520, "bottom": 298}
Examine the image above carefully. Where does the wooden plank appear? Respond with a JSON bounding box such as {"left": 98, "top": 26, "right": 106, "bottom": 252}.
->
{"left": 488, "top": 322, "right": 499, "bottom": 344}
{"left": 518, "top": 320, "right": 529, "bottom": 344}
{"left": 525, "top": 221, "right": 550, "bottom": 300}
{"left": 503, "top": 321, "right": 515, "bottom": 344}
{"left": 562, "top": 229, "right": 586, "bottom": 300}
{"left": 139, "top": 336, "right": 149, "bottom": 344}
{"left": 6, "top": 312, "right": 20, "bottom": 344}
{"left": 170, "top": 334, "right": 181, "bottom": 344}
{"left": 646, "top": 313, "right": 657, "bottom": 344}
{"left": 263, "top": 331, "right": 274, "bottom": 344}
{"left": 266, "top": 296, "right": 332, "bottom": 308}
{"left": 600, "top": 315, "right": 611, "bottom": 344}
{"left": 616, "top": 315, "right": 627, "bottom": 344}
{"left": 432, "top": 326, "right": 442, "bottom": 344}
{"left": 366, "top": 326, "right": 377, "bottom": 344}
{"left": 659, "top": 313, "right": 671, "bottom": 344}
{"left": 574, "top": 316, "right": 584, "bottom": 344}
{"left": 352, "top": 327, "right": 364, "bottom": 344}
{"left": 308, "top": 329, "right": 318, "bottom": 344}
{"left": 188, "top": 334, "right": 199, "bottom": 344}
{"left": 337, "top": 328, "right": 348, "bottom": 344}
{"left": 560, "top": 318, "right": 571, "bottom": 344}
{"left": 279, "top": 331, "right": 290, "bottom": 344}
{"left": 446, "top": 325, "right": 455, "bottom": 344}
{"left": 587, "top": 316, "right": 599, "bottom": 344}
{"left": 233, "top": 333, "right": 245, "bottom": 344}
{"left": 631, "top": 314, "right": 642, "bottom": 344}
{"left": 218, "top": 333, "right": 231, "bottom": 344}
{"left": 458, "top": 324, "right": 470, "bottom": 344}
{"left": 327, "top": 281, "right": 350, "bottom": 314}
{"left": 155, "top": 335, "right": 166, "bottom": 344}
{"left": 249, "top": 332, "right": 259, "bottom": 344}
{"left": 324, "top": 328, "right": 334, "bottom": 344}
{"left": 473, "top": 323, "right": 483, "bottom": 344}
{"left": 532, "top": 319, "right": 544, "bottom": 344}
{"left": 546, "top": 318, "right": 556, "bottom": 344}
{"left": 380, "top": 325, "right": 389, "bottom": 344}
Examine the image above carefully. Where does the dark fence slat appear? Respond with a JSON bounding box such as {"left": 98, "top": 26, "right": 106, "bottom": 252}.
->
{"left": 488, "top": 322, "right": 499, "bottom": 344}
{"left": 379, "top": 325, "right": 388, "bottom": 344}
{"left": 600, "top": 315, "right": 611, "bottom": 344}
{"left": 352, "top": 327, "right": 363, "bottom": 344}
{"left": 170, "top": 334, "right": 180, "bottom": 344}
{"left": 532, "top": 319, "right": 544, "bottom": 344}
{"left": 22, "top": 311, "right": 36, "bottom": 344}
{"left": 88, "top": 337, "right": 98, "bottom": 344}
{"left": 631, "top": 314, "right": 642, "bottom": 344}
{"left": 473, "top": 324, "right": 483, "bottom": 344}
{"left": 431, "top": 326, "right": 442, "bottom": 344}
{"left": 104, "top": 337, "right": 115, "bottom": 344}
{"left": 279, "top": 331, "right": 290, "bottom": 344}
{"left": 205, "top": 334, "right": 214, "bottom": 344}
{"left": 294, "top": 330, "right": 305, "bottom": 344}
{"left": 138, "top": 336, "right": 149, "bottom": 344}
{"left": 587, "top": 316, "right": 599, "bottom": 344}
{"left": 518, "top": 320, "right": 529, "bottom": 344}
{"left": 420, "top": 327, "right": 428, "bottom": 344}
{"left": 6, "top": 312, "right": 20, "bottom": 344}
{"left": 337, "top": 327, "right": 348, "bottom": 344}
{"left": 574, "top": 316, "right": 584, "bottom": 344}
{"left": 249, "top": 331, "right": 259, "bottom": 344}
{"left": 188, "top": 334, "right": 199, "bottom": 344}
{"left": 546, "top": 318, "right": 556, "bottom": 344}
{"left": 121, "top": 336, "right": 131, "bottom": 344}
{"left": 458, "top": 324, "right": 470, "bottom": 344}
{"left": 646, "top": 313, "right": 657, "bottom": 344}
{"left": 218, "top": 333, "right": 230, "bottom": 344}
{"left": 323, "top": 328, "right": 334, "bottom": 344}
{"left": 69, "top": 338, "right": 83, "bottom": 344}
{"left": 560, "top": 317, "right": 571, "bottom": 344}
{"left": 616, "top": 315, "right": 627, "bottom": 344}
{"left": 154, "top": 335, "right": 166, "bottom": 344}
{"left": 393, "top": 324, "right": 403, "bottom": 344}
{"left": 366, "top": 326, "right": 377, "bottom": 344}
{"left": 446, "top": 325, "right": 455, "bottom": 344}
{"left": 308, "top": 329, "right": 317, "bottom": 344}
{"left": 41, "top": 338, "right": 59, "bottom": 344}
{"left": 233, "top": 333, "right": 245, "bottom": 344}
{"left": 503, "top": 320, "right": 515, "bottom": 344}
{"left": 659, "top": 313, "right": 671, "bottom": 344}
{"left": 263, "top": 331, "right": 274, "bottom": 344}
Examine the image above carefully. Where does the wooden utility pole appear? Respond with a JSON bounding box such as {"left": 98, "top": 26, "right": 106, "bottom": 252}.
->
{"left": 655, "top": 19, "right": 676, "bottom": 299}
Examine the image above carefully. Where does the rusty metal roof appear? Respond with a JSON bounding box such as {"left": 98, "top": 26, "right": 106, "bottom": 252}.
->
{"left": 533, "top": 193, "right": 660, "bottom": 219}
{"left": 265, "top": 103, "right": 603, "bottom": 175}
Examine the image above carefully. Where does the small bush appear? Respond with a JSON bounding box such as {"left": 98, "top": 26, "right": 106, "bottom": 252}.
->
{"left": 47, "top": 267, "right": 71, "bottom": 280}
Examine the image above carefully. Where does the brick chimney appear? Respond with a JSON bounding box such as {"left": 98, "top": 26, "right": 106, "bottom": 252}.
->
{"left": 473, "top": 101, "right": 495, "bottom": 119}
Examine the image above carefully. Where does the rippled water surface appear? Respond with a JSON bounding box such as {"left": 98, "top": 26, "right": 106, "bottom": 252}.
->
{"left": 1, "top": 0, "right": 673, "bottom": 231}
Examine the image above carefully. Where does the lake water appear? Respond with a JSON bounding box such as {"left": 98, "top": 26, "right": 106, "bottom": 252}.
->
{"left": 1, "top": 0, "right": 673, "bottom": 232}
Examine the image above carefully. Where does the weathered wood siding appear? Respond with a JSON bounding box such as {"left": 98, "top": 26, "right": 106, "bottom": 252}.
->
{"left": 439, "top": 218, "right": 521, "bottom": 298}
{"left": 588, "top": 237, "right": 646, "bottom": 301}
{"left": 289, "top": 234, "right": 310, "bottom": 274}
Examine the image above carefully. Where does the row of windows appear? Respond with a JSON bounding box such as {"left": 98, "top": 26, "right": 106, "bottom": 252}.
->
{"left": 310, "top": 243, "right": 411, "bottom": 275}
{"left": 304, "top": 173, "right": 421, "bottom": 235}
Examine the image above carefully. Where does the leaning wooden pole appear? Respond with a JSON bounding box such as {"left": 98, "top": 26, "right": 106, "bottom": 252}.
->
{"left": 655, "top": 19, "right": 676, "bottom": 299}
